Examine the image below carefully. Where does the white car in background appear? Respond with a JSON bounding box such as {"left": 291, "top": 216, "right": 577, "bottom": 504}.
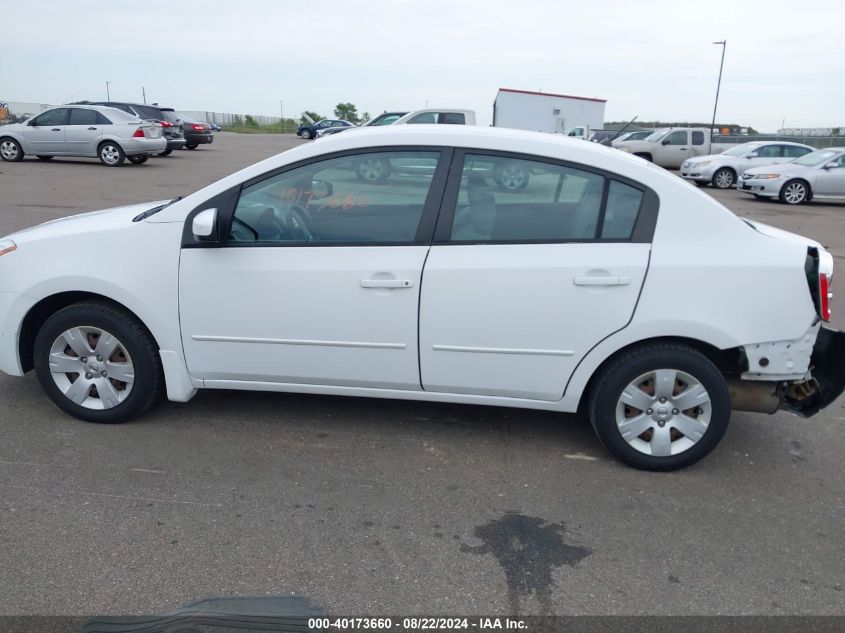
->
{"left": 0, "top": 105, "right": 165, "bottom": 166}
{"left": 0, "top": 126, "right": 842, "bottom": 471}
{"left": 740, "top": 147, "right": 845, "bottom": 204}
{"left": 680, "top": 141, "right": 815, "bottom": 189}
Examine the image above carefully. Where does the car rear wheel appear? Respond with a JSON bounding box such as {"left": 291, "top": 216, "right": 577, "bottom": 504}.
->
{"left": 185, "top": 143, "right": 198, "bottom": 150}
{"left": 98, "top": 142, "right": 125, "bottom": 167}
{"left": 712, "top": 167, "right": 736, "bottom": 189}
{"left": 36, "top": 155, "right": 54, "bottom": 161}
{"left": 33, "top": 302, "right": 163, "bottom": 423}
{"left": 356, "top": 157, "right": 390, "bottom": 183}
{"left": 158, "top": 149, "right": 173, "bottom": 157}
{"left": 127, "top": 154, "right": 148, "bottom": 165}
{"left": 588, "top": 343, "right": 730, "bottom": 471}
{"left": 496, "top": 163, "right": 530, "bottom": 191}
{"left": 301, "top": 129, "right": 312, "bottom": 140}
{"left": 780, "top": 179, "right": 810, "bottom": 205}
{"left": 0, "top": 138, "right": 24, "bottom": 162}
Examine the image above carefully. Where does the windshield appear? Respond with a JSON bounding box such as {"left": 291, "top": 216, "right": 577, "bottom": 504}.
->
{"left": 722, "top": 142, "right": 760, "bottom": 157}
{"left": 644, "top": 128, "right": 670, "bottom": 142}
{"left": 792, "top": 149, "right": 839, "bottom": 166}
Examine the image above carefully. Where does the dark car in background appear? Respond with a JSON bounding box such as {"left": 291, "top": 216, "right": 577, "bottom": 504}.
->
{"left": 89, "top": 101, "right": 185, "bottom": 155}
{"left": 177, "top": 113, "right": 214, "bottom": 149}
{"left": 297, "top": 118, "right": 355, "bottom": 140}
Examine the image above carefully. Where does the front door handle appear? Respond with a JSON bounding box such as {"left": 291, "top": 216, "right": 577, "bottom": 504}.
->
{"left": 87, "top": 127, "right": 97, "bottom": 131}
{"left": 51, "top": 128, "right": 61, "bottom": 131}
{"left": 361, "top": 279, "right": 413, "bottom": 289}
{"left": 573, "top": 275, "right": 631, "bottom": 286}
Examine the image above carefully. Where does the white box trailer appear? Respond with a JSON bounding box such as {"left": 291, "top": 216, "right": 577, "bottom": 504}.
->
{"left": 492, "top": 87, "right": 606, "bottom": 135}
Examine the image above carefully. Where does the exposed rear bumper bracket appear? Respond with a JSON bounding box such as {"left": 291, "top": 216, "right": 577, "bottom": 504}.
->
{"left": 783, "top": 326, "right": 845, "bottom": 417}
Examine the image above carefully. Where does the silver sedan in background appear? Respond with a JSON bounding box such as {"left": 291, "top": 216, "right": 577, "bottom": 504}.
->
{"left": 680, "top": 141, "right": 814, "bottom": 189}
{"left": 740, "top": 147, "right": 845, "bottom": 204}
{"left": 0, "top": 105, "right": 165, "bottom": 166}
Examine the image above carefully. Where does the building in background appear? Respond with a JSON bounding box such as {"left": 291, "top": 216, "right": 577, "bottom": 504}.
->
{"left": 492, "top": 88, "right": 606, "bottom": 134}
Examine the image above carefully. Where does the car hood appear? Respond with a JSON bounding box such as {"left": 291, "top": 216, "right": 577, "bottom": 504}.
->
{"left": 3, "top": 200, "right": 170, "bottom": 243}
{"left": 0, "top": 123, "right": 24, "bottom": 132}
{"left": 686, "top": 153, "right": 728, "bottom": 164}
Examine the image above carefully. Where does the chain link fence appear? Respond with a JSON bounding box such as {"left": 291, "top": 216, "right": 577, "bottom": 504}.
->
{"left": 715, "top": 134, "right": 844, "bottom": 149}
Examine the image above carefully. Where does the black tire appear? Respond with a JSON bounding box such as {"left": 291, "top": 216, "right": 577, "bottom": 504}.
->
{"left": 127, "top": 154, "right": 148, "bottom": 165}
{"left": 98, "top": 141, "right": 125, "bottom": 167}
{"left": 355, "top": 157, "right": 390, "bottom": 183}
{"left": 779, "top": 179, "right": 810, "bottom": 205}
{"left": 158, "top": 148, "right": 173, "bottom": 157}
{"left": 33, "top": 302, "right": 163, "bottom": 423}
{"left": 588, "top": 343, "right": 731, "bottom": 471}
{"left": 36, "top": 155, "right": 54, "bottom": 161}
{"left": 711, "top": 167, "right": 736, "bottom": 189}
{"left": 0, "top": 137, "right": 24, "bottom": 162}
{"left": 300, "top": 128, "right": 313, "bottom": 140}
{"left": 185, "top": 143, "right": 198, "bottom": 150}
{"left": 753, "top": 194, "right": 766, "bottom": 200}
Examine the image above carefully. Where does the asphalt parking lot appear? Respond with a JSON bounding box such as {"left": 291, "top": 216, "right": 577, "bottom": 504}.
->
{"left": 1, "top": 133, "right": 844, "bottom": 617}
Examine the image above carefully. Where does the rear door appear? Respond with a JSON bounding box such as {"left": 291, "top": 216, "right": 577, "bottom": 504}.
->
{"left": 419, "top": 151, "right": 655, "bottom": 400}
{"left": 813, "top": 153, "right": 845, "bottom": 198}
{"left": 179, "top": 148, "right": 450, "bottom": 389}
{"left": 21, "top": 108, "right": 69, "bottom": 154}
{"left": 65, "top": 108, "right": 105, "bottom": 155}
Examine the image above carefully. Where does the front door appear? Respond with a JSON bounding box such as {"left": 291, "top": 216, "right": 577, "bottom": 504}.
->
{"left": 179, "top": 149, "right": 448, "bottom": 389}
{"left": 419, "top": 152, "right": 652, "bottom": 401}
{"left": 65, "top": 108, "right": 103, "bottom": 155}
{"left": 22, "top": 108, "right": 69, "bottom": 154}
{"left": 657, "top": 130, "right": 691, "bottom": 167}
{"left": 813, "top": 153, "right": 845, "bottom": 198}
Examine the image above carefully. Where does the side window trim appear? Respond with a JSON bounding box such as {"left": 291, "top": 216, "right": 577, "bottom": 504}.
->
{"left": 183, "top": 146, "right": 454, "bottom": 249}
{"left": 432, "top": 148, "right": 659, "bottom": 245}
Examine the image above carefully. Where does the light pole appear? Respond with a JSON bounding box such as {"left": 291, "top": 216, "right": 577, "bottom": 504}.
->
{"left": 280, "top": 100, "right": 284, "bottom": 134}
{"left": 709, "top": 40, "right": 726, "bottom": 153}
{"left": 106, "top": 81, "right": 112, "bottom": 101}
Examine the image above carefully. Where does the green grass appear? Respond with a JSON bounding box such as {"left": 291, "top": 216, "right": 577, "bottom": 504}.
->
{"left": 222, "top": 121, "right": 298, "bottom": 134}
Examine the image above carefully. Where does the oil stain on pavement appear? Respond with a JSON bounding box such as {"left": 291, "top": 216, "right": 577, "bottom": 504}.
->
{"left": 460, "top": 513, "right": 592, "bottom": 614}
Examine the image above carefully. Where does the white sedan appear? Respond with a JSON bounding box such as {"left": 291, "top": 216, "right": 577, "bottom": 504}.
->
{"left": 680, "top": 141, "right": 814, "bottom": 189}
{"left": 0, "top": 126, "right": 842, "bottom": 470}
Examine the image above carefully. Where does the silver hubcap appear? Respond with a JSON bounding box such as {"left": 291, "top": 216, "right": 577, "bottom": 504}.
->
{"left": 1, "top": 140, "right": 19, "bottom": 160}
{"left": 101, "top": 145, "right": 120, "bottom": 165}
{"left": 784, "top": 183, "right": 806, "bottom": 203}
{"left": 715, "top": 170, "right": 733, "bottom": 188}
{"left": 359, "top": 159, "right": 384, "bottom": 181}
{"left": 48, "top": 327, "right": 135, "bottom": 410}
{"left": 500, "top": 165, "right": 527, "bottom": 189}
{"left": 615, "top": 368, "right": 712, "bottom": 457}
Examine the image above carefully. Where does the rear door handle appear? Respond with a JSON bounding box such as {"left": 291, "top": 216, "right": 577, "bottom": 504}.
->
{"left": 51, "top": 128, "right": 61, "bottom": 131}
{"left": 361, "top": 279, "right": 414, "bottom": 289}
{"left": 87, "top": 127, "right": 97, "bottom": 131}
{"left": 573, "top": 275, "right": 631, "bottom": 286}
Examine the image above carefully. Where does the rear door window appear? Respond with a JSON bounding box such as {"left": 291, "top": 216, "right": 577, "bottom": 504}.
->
{"left": 691, "top": 131, "right": 705, "bottom": 145}
{"left": 68, "top": 108, "right": 99, "bottom": 125}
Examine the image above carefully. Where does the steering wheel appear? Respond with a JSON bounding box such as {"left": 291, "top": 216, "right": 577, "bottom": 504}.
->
{"left": 256, "top": 204, "right": 315, "bottom": 242}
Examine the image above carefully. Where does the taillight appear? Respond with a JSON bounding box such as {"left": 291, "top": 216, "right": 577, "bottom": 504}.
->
{"left": 191, "top": 124, "right": 204, "bottom": 131}
{"left": 160, "top": 120, "right": 173, "bottom": 128}
{"left": 819, "top": 273, "right": 831, "bottom": 321}
{"left": 133, "top": 128, "right": 145, "bottom": 138}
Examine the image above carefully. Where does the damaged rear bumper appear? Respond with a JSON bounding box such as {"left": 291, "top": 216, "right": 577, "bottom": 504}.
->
{"left": 783, "top": 326, "right": 845, "bottom": 417}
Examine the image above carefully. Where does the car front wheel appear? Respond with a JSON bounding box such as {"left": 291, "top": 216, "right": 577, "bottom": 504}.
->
{"left": 33, "top": 302, "right": 163, "bottom": 423}
{"left": 301, "top": 129, "right": 312, "bottom": 139}
{"left": 127, "top": 154, "right": 148, "bottom": 165}
{"left": 780, "top": 179, "right": 810, "bottom": 205}
{"left": 0, "top": 138, "right": 24, "bottom": 162}
{"left": 98, "top": 142, "right": 125, "bottom": 166}
{"left": 711, "top": 167, "right": 736, "bottom": 189}
{"left": 588, "top": 343, "right": 730, "bottom": 471}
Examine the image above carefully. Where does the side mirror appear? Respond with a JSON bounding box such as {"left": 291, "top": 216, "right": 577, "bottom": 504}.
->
{"left": 661, "top": 139, "right": 671, "bottom": 145}
{"left": 823, "top": 162, "right": 838, "bottom": 169}
{"left": 747, "top": 152, "right": 758, "bottom": 158}
{"left": 192, "top": 208, "right": 218, "bottom": 241}
{"left": 310, "top": 179, "right": 334, "bottom": 200}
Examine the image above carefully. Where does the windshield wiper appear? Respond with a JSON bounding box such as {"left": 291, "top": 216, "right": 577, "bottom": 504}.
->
{"left": 133, "top": 196, "right": 183, "bottom": 222}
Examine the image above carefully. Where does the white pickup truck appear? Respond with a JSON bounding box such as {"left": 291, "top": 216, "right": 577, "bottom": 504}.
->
{"left": 613, "top": 128, "right": 734, "bottom": 168}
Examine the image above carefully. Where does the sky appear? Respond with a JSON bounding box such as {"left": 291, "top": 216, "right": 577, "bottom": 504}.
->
{"left": 2, "top": 0, "right": 843, "bottom": 132}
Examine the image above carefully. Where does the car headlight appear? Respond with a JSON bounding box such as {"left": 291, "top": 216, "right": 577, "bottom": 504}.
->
{"left": 0, "top": 239, "right": 17, "bottom": 256}
{"left": 751, "top": 174, "right": 781, "bottom": 180}
{"left": 695, "top": 160, "right": 711, "bottom": 167}
{"left": 619, "top": 146, "right": 631, "bottom": 152}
